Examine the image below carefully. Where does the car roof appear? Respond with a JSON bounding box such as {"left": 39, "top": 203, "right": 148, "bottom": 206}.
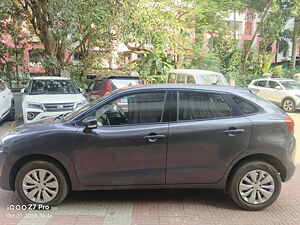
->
{"left": 115, "top": 84, "right": 250, "bottom": 95}
{"left": 168, "top": 69, "right": 223, "bottom": 76}
{"left": 30, "top": 76, "right": 70, "bottom": 80}
{"left": 95, "top": 76, "right": 140, "bottom": 81}
{"left": 253, "top": 78, "right": 294, "bottom": 82}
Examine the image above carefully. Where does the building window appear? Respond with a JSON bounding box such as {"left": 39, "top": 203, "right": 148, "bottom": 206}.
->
{"left": 245, "top": 22, "right": 253, "bottom": 36}
{"left": 29, "top": 49, "right": 43, "bottom": 67}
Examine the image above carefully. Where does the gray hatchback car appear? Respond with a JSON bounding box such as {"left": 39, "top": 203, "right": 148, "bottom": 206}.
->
{"left": 0, "top": 85, "right": 296, "bottom": 210}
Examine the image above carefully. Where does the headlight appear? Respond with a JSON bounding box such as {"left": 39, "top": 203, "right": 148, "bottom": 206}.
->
{"left": 75, "top": 100, "right": 88, "bottom": 109}
{"left": 26, "top": 102, "right": 45, "bottom": 111}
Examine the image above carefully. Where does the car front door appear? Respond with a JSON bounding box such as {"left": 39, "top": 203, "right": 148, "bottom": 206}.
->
{"left": 166, "top": 90, "right": 252, "bottom": 184}
{"left": 73, "top": 91, "right": 170, "bottom": 186}
{"left": 266, "top": 81, "right": 285, "bottom": 105}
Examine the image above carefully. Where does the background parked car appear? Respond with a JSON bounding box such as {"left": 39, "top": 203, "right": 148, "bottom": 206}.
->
{"left": 248, "top": 78, "right": 300, "bottom": 112}
{"left": 21, "top": 76, "right": 87, "bottom": 123}
{"left": 0, "top": 79, "right": 15, "bottom": 122}
{"left": 167, "top": 69, "right": 229, "bottom": 86}
{"left": 0, "top": 85, "right": 296, "bottom": 210}
{"left": 84, "top": 76, "right": 142, "bottom": 102}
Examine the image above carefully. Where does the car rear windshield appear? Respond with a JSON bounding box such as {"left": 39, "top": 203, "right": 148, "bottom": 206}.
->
{"left": 110, "top": 79, "right": 140, "bottom": 91}
{"left": 28, "top": 80, "right": 79, "bottom": 95}
{"left": 280, "top": 81, "right": 300, "bottom": 90}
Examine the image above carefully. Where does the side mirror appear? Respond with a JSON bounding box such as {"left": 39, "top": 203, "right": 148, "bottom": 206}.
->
{"left": 82, "top": 116, "right": 97, "bottom": 130}
{"left": 78, "top": 88, "right": 83, "bottom": 93}
{"left": 275, "top": 86, "right": 282, "bottom": 90}
{"left": 21, "top": 88, "right": 25, "bottom": 94}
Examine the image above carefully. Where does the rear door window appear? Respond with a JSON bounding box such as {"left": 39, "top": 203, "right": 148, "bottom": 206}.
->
{"left": 93, "top": 80, "right": 103, "bottom": 91}
{"left": 177, "top": 91, "right": 232, "bottom": 121}
{"left": 168, "top": 73, "right": 176, "bottom": 83}
{"left": 232, "top": 96, "right": 259, "bottom": 115}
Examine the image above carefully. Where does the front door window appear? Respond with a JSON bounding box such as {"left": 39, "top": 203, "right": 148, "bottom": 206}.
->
{"left": 94, "top": 92, "right": 167, "bottom": 126}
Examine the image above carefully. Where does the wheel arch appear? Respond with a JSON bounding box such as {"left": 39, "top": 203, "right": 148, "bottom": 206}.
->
{"left": 9, "top": 154, "right": 71, "bottom": 191}
{"left": 281, "top": 97, "right": 296, "bottom": 105}
{"left": 226, "top": 154, "right": 286, "bottom": 190}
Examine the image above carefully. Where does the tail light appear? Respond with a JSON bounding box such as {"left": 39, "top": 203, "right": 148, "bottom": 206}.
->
{"left": 285, "top": 116, "right": 295, "bottom": 135}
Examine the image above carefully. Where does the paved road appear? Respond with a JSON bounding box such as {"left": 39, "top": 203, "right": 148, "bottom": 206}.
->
{"left": 0, "top": 111, "right": 300, "bottom": 225}
{"left": 0, "top": 93, "right": 23, "bottom": 136}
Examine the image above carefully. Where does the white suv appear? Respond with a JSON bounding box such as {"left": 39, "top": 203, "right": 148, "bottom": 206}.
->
{"left": 0, "top": 79, "right": 15, "bottom": 122}
{"left": 22, "top": 77, "right": 87, "bottom": 123}
{"left": 248, "top": 78, "right": 300, "bottom": 112}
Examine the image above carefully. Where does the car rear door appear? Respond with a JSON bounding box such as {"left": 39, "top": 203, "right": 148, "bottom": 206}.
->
{"left": 73, "top": 90, "right": 171, "bottom": 186}
{"left": 254, "top": 80, "right": 269, "bottom": 100}
{"left": 166, "top": 90, "right": 253, "bottom": 184}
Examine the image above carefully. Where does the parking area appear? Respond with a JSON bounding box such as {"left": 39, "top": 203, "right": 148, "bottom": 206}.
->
{"left": 0, "top": 110, "right": 300, "bottom": 225}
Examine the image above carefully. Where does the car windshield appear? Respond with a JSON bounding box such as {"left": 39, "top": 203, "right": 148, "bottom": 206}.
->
{"left": 195, "top": 74, "right": 228, "bottom": 86}
{"left": 64, "top": 91, "right": 115, "bottom": 121}
{"left": 280, "top": 81, "right": 300, "bottom": 90}
{"left": 28, "top": 79, "right": 79, "bottom": 95}
{"left": 110, "top": 79, "right": 140, "bottom": 91}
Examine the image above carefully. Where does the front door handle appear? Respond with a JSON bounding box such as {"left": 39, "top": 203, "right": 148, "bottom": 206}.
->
{"left": 224, "top": 128, "right": 245, "bottom": 136}
{"left": 144, "top": 134, "right": 166, "bottom": 143}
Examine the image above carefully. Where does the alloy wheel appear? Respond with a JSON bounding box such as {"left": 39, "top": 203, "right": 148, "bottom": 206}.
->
{"left": 22, "top": 169, "right": 59, "bottom": 204}
{"left": 283, "top": 100, "right": 294, "bottom": 112}
{"left": 239, "top": 170, "right": 275, "bottom": 205}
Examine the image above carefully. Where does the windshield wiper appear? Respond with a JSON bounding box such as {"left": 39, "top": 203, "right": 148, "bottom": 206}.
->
{"left": 212, "top": 80, "right": 219, "bottom": 85}
{"left": 54, "top": 112, "right": 70, "bottom": 121}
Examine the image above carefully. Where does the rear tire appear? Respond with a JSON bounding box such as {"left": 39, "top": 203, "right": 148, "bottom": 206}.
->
{"left": 228, "top": 161, "right": 281, "bottom": 211}
{"left": 282, "top": 98, "right": 296, "bottom": 113}
{"left": 15, "top": 161, "right": 69, "bottom": 206}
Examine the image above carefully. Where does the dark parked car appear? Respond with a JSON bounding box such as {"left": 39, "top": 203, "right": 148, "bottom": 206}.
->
{"left": 0, "top": 85, "right": 296, "bottom": 210}
{"left": 83, "top": 76, "right": 142, "bottom": 102}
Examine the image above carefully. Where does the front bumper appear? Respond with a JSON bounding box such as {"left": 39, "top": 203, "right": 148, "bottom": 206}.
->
{"left": 0, "top": 151, "right": 11, "bottom": 190}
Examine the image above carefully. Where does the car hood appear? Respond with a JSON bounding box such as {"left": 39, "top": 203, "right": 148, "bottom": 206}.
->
{"left": 24, "top": 94, "right": 86, "bottom": 103}
{"left": 286, "top": 90, "right": 300, "bottom": 95}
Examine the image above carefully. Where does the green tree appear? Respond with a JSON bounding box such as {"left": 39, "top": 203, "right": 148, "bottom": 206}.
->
{"left": 3, "top": 0, "right": 122, "bottom": 75}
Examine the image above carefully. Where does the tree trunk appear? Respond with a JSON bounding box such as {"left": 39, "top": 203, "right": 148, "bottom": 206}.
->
{"left": 243, "top": 2, "right": 272, "bottom": 68}
{"left": 290, "top": 18, "right": 299, "bottom": 70}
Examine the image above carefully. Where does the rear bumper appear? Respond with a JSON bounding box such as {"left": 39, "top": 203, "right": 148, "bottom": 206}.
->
{"left": 284, "top": 161, "right": 296, "bottom": 182}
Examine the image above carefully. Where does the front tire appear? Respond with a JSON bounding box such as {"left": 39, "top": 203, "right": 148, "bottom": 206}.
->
{"left": 282, "top": 98, "right": 296, "bottom": 113}
{"left": 15, "top": 161, "right": 69, "bottom": 206}
{"left": 228, "top": 161, "right": 281, "bottom": 211}
{"left": 6, "top": 101, "right": 15, "bottom": 121}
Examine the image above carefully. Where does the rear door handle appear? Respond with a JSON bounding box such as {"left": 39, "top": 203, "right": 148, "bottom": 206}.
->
{"left": 224, "top": 129, "right": 245, "bottom": 136}
{"left": 144, "top": 134, "right": 166, "bottom": 143}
